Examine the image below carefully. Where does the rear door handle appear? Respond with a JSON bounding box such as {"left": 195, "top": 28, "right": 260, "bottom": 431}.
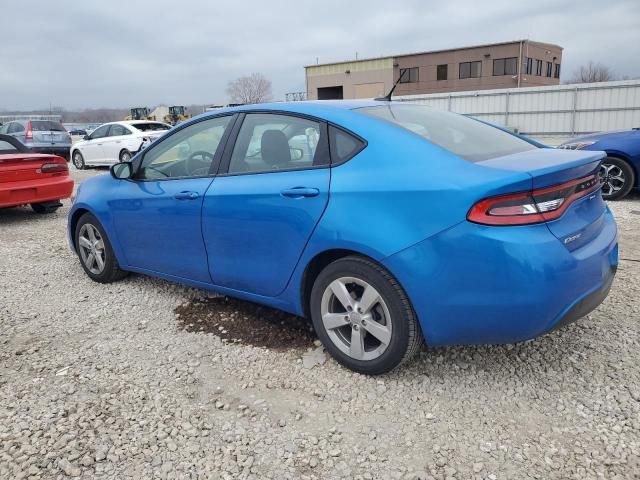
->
{"left": 174, "top": 191, "right": 199, "bottom": 200}
{"left": 280, "top": 187, "right": 320, "bottom": 198}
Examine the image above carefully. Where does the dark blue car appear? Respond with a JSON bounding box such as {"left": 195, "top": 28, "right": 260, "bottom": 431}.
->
{"left": 559, "top": 128, "right": 640, "bottom": 200}
{"left": 68, "top": 101, "right": 618, "bottom": 374}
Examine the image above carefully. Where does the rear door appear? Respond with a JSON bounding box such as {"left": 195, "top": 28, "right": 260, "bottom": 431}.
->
{"left": 202, "top": 112, "right": 330, "bottom": 296}
{"left": 101, "top": 124, "right": 132, "bottom": 163}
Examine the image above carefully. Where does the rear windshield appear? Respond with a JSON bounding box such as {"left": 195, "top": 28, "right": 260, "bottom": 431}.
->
{"left": 359, "top": 104, "right": 537, "bottom": 162}
{"left": 31, "top": 121, "right": 66, "bottom": 132}
{"left": 132, "top": 122, "right": 171, "bottom": 132}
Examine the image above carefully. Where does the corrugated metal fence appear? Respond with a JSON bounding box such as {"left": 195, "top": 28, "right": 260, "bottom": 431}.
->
{"left": 396, "top": 80, "right": 640, "bottom": 142}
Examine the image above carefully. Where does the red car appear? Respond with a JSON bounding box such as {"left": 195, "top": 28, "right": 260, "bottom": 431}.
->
{"left": 0, "top": 133, "right": 73, "bottom": 214}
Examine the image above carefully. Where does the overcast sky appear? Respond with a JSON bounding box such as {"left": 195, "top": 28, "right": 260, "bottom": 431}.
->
{"left": 1, "top": 0, "right": 639, "bottom": 110}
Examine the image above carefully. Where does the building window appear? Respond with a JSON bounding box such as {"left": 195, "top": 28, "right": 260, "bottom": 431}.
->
{"left": 493, "top": 57, "right": 518, "bottom": 76}
{"left": 554, "top": 63, "right": 561, "bottom": 79}
{"left": 437, "top": 64, "right": 448, "bottom": 81}
{"left": 399, "top": 67, "right": 419, "bottom": 83}
{"left": 459, "top": 61, "right": 482, "bottom": 79}
{"left": 524, "top": 57, "right": 533, "bottom": 75}
{"left": 546, "top": 62, "right": 552, "bottom": 77}
{"left": 535, "top": 59, "right": 543, "bottom": 76}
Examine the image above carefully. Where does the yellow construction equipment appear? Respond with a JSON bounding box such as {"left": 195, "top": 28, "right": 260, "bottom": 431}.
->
{"left": 164, "top": 106, "right": 191, "bottom": 126}
{"left": 125, "top": 107, "right": 153, "bottom": 121}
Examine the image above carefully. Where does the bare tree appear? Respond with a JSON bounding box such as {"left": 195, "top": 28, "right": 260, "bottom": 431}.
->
{"left": 570, "top": 61, "right": 617, "bottom": 83}
{"left": 226, "top": 73, "right": 272, "bottom": 104}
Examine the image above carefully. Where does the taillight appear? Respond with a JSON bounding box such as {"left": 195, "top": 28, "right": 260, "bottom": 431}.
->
{"left": 468, "top": 174, "right": 601, "bottom": 226}
{"left": 41, "top": 162, "right": 68, "bottom": 174}
{"left": 25, "top": 121, "right": 33, "bottom": 141}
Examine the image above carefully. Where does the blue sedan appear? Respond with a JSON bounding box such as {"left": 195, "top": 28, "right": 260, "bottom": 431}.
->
{"left": 68, "top": 101, "right": 618, "bottom": 374}
{"left": 559, "top": 128, "right": 640, "bottom": 200}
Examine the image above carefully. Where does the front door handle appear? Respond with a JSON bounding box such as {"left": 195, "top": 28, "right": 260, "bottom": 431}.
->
{"left": 174, "top": 191, "right": 199, "bottom": 200}
{"left": 280, "top": 187, "right": 320, "bottom": 198}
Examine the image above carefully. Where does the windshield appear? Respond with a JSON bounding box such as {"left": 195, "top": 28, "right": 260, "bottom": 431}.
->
{"left": 132, "top": 122, "right": 170, "bottom": 132}
{"left": 359, "top": 104, "right": 537, "bottom": 162}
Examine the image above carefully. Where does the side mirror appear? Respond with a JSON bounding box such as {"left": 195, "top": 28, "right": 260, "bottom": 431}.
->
{"left": 83, "top": 134, "right": 90, "bottom": 140}
{"left": 111, "top": 161, "right": 133, "bottom": 180}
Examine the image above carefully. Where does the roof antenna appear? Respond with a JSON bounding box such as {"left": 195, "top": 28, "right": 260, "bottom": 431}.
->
{"left": 375, "top": 69, "right": 408, "bottom": 102}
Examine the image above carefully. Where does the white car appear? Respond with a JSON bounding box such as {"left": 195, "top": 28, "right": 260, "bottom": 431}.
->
{"left": 70, "top": 121, "right": 171, "bottom": 169}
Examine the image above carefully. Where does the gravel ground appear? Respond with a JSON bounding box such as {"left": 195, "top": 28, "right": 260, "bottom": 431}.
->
{"left": 1, "top": 168, "right": 639, "bottom": 480}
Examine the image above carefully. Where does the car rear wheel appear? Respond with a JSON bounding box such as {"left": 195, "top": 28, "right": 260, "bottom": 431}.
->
{"left": 119, "top": 150, "right": 132, "bottom": 162}
{"left": 599, "top": 157, "right": 635, "bottom": 200}
{"left": 75, "top": 213, "right": 129, "bottom": 283}
{"left": 310, "top": 256, "right": 422, "bottom": 375}
{"left": 31, "top": 201, "right": 61, "bottom": 214}
{"left": 72, "top": 150, "right": 86, "bottom": 170}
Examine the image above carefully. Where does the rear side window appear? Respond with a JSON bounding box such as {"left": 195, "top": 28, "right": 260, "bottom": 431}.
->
{"left": 0, "top": 139, "right": 17, "bottom": 151}
{"left": 9, "top": 123, "right": 24, "bottom": 133}
{"left": 329, "top": 126, "right": 366, "bottom": 164}
{"left": 31, "top": 121, "right": 65, "bottom": 132}
{"left": 359, "top": 104, "right": 537, "bottom": 162}
{"left": 133, "top": 122, "right": 171, "bottom": 132}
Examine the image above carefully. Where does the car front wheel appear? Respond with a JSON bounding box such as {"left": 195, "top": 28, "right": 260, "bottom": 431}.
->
{"left": 599, "top": 157, "right": 635, "bottom": 200}
{"left": 72, "top": 150, "right": 86, "bottom": 170}
{"left": 75, "top": 213, "right": 129, "bottom": 283}
{"left": 310, "top": 256, "right": 423, "bottom": 375}
{"left": 119, "top": 150, "right": 132, "bottom": 162}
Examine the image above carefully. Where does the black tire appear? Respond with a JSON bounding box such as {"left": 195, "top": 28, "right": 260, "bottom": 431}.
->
{"left": 31, "top": 202, "right": 61, "bottom": 214}
{"left": 74, "top": 213, "right": 129, "bottom": 283}
{"left": 600, "top": 157, "right": 635, "bottom": 200}
{"left": 310, "top": 255, "right": 423, "bottom": 375}
{"left": 72, "top": 150, "right": 86, "bottom": 170}
{"left": 119, "top": 149, "right": 132, "bottom": 162}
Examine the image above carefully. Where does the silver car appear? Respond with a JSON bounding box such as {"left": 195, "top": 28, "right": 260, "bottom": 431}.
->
{"left": 0, "top": 120, "right": 72, "bottom": 160}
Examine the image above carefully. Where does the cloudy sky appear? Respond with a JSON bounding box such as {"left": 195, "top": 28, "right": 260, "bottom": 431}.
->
{"left": 1, "top": 0, "right": 639, "bottom": 110}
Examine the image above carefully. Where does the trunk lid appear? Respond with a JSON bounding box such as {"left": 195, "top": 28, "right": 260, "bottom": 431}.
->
{"left": 477, "top": 148, "right": 606, "bottom": 251}
{"left": 0, "top": 154, "right": 67, "bottom": 183}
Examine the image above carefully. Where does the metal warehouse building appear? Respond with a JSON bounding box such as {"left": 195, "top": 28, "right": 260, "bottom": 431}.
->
{"left": 305, "top": 40, "right": 562, "bottom": 100}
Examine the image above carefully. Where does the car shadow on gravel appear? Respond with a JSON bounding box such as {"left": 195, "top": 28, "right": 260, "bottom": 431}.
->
{"left": 0, "top": 205, "right": 64, "bottom": 225}
{"left": 175, "top": 296, "right": 317, "bottom": 351}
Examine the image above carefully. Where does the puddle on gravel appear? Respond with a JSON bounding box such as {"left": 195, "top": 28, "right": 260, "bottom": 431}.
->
{"left": 175, "top": 296, "right": 317, "bottom": 351}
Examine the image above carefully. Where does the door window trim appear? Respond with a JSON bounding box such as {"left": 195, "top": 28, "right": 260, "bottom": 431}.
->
{"left": 131, "top": 113, "right": 239, "bottom": 182}
{"left": 216, "top": 111, "right": 331, "bottom": 177}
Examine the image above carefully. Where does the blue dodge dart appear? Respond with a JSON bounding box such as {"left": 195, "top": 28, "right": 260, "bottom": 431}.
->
{"left": 68, "top": 101, "right": 618, "bottom": 374}
{"left": 559, "top": 128, "right": 640, "bottom": 200}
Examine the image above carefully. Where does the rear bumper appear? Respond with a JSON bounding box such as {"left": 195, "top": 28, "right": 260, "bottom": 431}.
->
{"left": 383, "top": 208, "right": 618, "bottom": 346}
{"left": 29, "top": 146, "right": 71, "bottom": 158}
{"left": 0, "top": 176, "right": 74, "bottom": 208}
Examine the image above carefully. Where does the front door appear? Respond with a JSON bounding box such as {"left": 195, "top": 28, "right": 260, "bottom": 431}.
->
{"left": 110, "top": 115, "right": 235, "bottom": 282}
{"left": 83, "top": 124, "right": 110, "bottom": 163}
{"left": 202, "top": 112, "right": 330, "bottom": 297}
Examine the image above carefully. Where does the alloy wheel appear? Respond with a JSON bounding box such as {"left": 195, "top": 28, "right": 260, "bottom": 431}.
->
{"left": 78, "top": 224, "right": 106, "bottom": 275}
{"left": 120, "top": 151, "right": 131, "bottom": 162}
{"left": 320, "top": 277, "right": 392, "bottom": 361}
{"left": 599, "top": 163, "right": 626, "bottom": 197}
{"left": 73, "top": 152, "right": 84, "bottom": 169}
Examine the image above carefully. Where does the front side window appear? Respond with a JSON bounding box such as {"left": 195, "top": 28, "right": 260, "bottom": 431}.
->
{"left": 437, "top": 64, "right": 448, "bottom": 81}
{"left": 89, "top": 125, "right": 110, "bottom": 139}
{"left": 138, "top": 115, "right": 232, "bottom": 180}
{"left": 360, "top": 104, "right": 537, "bottom": 162}
{"left": 399, "top": 67, "right": 419, "bottom": 83}
{"left": 493, "top": 57, "right": 517, "bottom": 76}
{"left": 459, "top": 61, "right": 481, "bottom": 79}
{"left": 228, "top": 114, "right": 325, "bottom": 174}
